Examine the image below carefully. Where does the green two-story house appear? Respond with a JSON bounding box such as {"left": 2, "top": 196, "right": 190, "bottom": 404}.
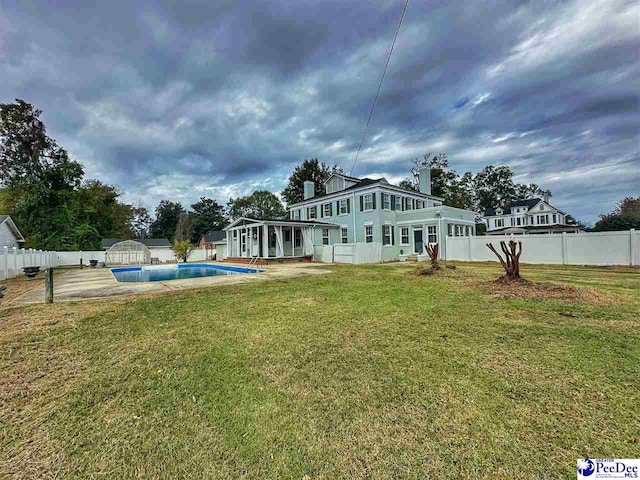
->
{"left": 223, "top": 167, "right": 476, "bottom": 263}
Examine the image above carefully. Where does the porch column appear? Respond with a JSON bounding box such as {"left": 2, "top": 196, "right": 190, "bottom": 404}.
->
{"left": 262, "top": 224, "right": 269, "bottom": 258}
{"left": 275, "top": 225, "right": 284, "bottom": 258}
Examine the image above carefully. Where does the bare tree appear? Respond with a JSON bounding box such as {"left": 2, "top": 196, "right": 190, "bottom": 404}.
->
{"left": 486, "top": 240, "right": 522, "bottom": 280}
{"left": 424, "top": 243, "right": 441, "bottom": 270}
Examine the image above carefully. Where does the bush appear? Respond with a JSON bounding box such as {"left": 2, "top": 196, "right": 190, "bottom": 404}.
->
{"left": 173, "top": 240, "right": 194, "bottom": 263}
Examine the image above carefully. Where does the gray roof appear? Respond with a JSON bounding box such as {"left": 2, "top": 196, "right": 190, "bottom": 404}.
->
{"left": 485, "top": 199, "right": 542, "bottom": 216}
{"left": 0, "top": 215, "right": 8, "bottom": 223}
{"left": 0, "top": 214, "right": 25, "bottom": 242}
{"left": 102, "top": 238, "right": 172, "bottom": 249}
{"left": 201, "top": 230, "right": 226, "bottom": 243}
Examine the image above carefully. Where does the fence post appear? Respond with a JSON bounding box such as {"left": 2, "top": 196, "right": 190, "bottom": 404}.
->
{"left": 2, "top": 246, "right": 7, "bottom": 280}
{"left": 561, "top": 232, "right": 568, "bottom": 265}
{"left": 468, "top": 235, "right": 473, "bottom": 261}
{"left": 13, "top": 247, "right": 18, "bottom": 278}
{"left": 631, "top": 229, "right": 637, "bottom": 266}
{"left": 44, "top": 267, "right": 54, "bottom": 303}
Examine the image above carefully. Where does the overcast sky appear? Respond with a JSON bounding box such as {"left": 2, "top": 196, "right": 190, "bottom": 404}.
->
{"left": 1, "top": 0, "right": 638, "bottom": 223}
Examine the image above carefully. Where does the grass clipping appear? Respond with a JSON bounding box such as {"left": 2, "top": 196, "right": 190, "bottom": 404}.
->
{"left": 486, "top": 276, "right": 620, "bottom": 306}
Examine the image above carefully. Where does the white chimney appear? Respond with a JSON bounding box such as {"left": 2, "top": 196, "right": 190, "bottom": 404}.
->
{"left": 542, "top": 190, "right": 551, "bottom": 204}
{"left": 418, "top": 166, "right": 431, "bottom": 195}
{"left": 303, "top": 180, "right": 315, "bottom": 200}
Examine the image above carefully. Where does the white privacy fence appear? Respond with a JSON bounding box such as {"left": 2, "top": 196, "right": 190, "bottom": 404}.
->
{"left": 445, "top": 230, "right": 639, "bottom": 266}
{"left": 1, "top": 247, "right": 217, "bottom": 280}
{"left": 1, "top": 247, "right": 59, "bottom": 280}
{"left": 314, "top": 243, "right": 383, "bottom": 264}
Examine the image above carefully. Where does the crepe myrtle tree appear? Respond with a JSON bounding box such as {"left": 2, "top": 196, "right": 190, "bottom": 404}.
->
{"left": 486, "top": 240, "right": 523, "bottom": 280}
{"left": 424, "top": 243, "right": 441, "bottom": 270}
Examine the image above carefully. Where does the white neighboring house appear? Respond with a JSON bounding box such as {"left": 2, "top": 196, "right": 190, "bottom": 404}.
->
{"left": 0, "top": 215, "right": 25, "bottom": 248}
{"left": 484, "top": 194, "right": 583, "bottom": 235}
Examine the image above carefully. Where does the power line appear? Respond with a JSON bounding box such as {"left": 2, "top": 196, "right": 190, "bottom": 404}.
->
{"left": 349, "top": 0, "right": 409, "bottom": 176}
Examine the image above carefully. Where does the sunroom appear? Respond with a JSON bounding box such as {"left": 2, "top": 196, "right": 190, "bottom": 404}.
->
{"left": 223, "top": 217, "right": 337, "bottom": 261}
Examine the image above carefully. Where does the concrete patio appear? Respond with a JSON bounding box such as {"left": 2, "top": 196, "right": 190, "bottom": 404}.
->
{"left": 14, "top": 262, "right": 332, "bottom": 304}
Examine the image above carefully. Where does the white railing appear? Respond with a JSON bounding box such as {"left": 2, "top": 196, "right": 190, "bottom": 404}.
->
{"left": 1, "top": 247, "right": 60, "bottom": 281}
{"left": 445, "top": 229, "right": 640, "bottom": 266}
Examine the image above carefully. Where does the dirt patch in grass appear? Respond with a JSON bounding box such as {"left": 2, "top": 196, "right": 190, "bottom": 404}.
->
{"left": 482, "top": 276, "right": 621, "bottom": 306}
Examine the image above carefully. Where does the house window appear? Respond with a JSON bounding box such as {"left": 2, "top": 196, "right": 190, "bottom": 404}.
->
{"left": 341, "top": 227, "right": 348, "bottom": 243}
{"left": 382, "top": 193, "right": 391, "bottom": 210}
{"left": 427, "top": 225, "right": 437, "bottom": 244}
{"left": 322, "top": 203, "right": 331, "bottom": 217}
{"left": 293, "top": 209, "right": 301, "bottom": 220}
{"left": 339, "top": 199, "right": 348, "bottom": 215}
{"left": 495, "top": 219, "right": 504, "bottom": 228}
{"left": 537, "top": 214, "right": 549, "bottom": 225}
{"left": 284, "top": 229, "right": 291, "bottom": 242}
{"left": 416, "top": 200, "right": 424, "bottom": 209}
{"left": 448, "top": 224, "right": 453, "bottom": 236}
{"left": 233, "top": 230, "right": 238, "bottom": 239}
{"left": 552, "top": 214, "right": 557, "bottom": 223}
{"left": 294, "top": 229, "right": 302, "bottom": 247}
{"left": 322, "top": 228, "right": 329, "bottom": 245}
{"left": 405, "top": 198, "right": 413, "bottom": 210}
{"left": 383, "top": 225, "right": 392, "bottom": 245}
{"left": 433, "top": 202, "right": 441, "bottom": 207}
{"left": 400, "top": 227, "right": 409, "bottom": 245}
{"left": 516, "top": 217, "right": 521, "bottom": 226}
{"left": 307, "top": 206, "right": 317, "bottom": 220}
{"left": 466, "top": 226, "right": 472, "bottom": 236}
{"left": 363, "top": 194, "right": 373, "bottom": 211}
{"left": 365, "top": 225, "right": 373, "bottom": 243}
{"left": 269, "top": 230, "right": 276, "bottom": 248}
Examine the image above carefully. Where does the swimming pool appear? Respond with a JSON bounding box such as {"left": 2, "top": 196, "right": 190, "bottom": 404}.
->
{"left": 111, "top": 264, "right": 261, "bottom": 283}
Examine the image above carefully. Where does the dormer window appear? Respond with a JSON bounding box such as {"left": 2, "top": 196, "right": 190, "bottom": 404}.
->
{"left": 496, "top": 208, "right": 503, "bottom": 215}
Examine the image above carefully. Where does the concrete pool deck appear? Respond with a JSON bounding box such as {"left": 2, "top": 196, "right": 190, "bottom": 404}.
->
{"left": 14, "top": 262, "right": 332, "bottom": 304}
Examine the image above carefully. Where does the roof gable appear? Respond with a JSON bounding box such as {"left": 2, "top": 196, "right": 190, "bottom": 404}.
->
{"left": 0, "top": 215, "right": 25, "bottom": 242}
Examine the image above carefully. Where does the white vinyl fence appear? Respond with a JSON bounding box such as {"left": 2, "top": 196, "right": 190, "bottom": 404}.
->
{"left": 446, "top": 230, "right": 639, "bottom": 266}
{"left": 314, "top": 243, "right": 383, "bottom": 264}
{"left": 1, "top": 246, "right": 218, "bottom": 280}
{"left": 1, "top": 247, "right": 59, "bottom": 280}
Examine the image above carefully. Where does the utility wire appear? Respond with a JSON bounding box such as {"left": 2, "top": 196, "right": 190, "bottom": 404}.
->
{"left": 349, "top": 0, "right": 409, "bottom": 176}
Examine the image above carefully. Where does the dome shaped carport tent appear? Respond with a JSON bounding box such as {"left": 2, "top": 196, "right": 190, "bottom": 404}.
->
{"left": 105, "top": 240, "right": 151, "bottom": 266}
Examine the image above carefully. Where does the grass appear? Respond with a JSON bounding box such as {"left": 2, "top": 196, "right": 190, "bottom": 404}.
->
{"left": 1, "top": 262, "right": 639, "bottom": 479}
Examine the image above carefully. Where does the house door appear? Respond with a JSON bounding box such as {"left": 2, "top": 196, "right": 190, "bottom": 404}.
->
{"left": 413, "top": 229, "right": 423, "bottom": 254}
{"left": 241, "top": 232, "right": 247, "bottom": 257}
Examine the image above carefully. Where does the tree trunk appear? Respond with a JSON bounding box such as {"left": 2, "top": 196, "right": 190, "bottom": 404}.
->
{"left": 486, "top": 240, "right": 522, "bottom": 279}
{"left": 425, "top": 243, "right": 441, "bottom": 270}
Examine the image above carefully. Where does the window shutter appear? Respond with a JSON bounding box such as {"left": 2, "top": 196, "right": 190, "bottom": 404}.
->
{"left": 347, "top": 198, "right": 351, "bottom": 213}
{"left": 392, "top": 195, "right": 397, "bottom": 210}
{"left": 372, "top": 193, "right": 377, "bottom": 209}
{"left": 360, "top": 195, "right": 364, "bottom": 211}
{"left": 314, "top": 206, "right": 317, "bottom": 218}
{"left": 391, "top": 226, "right": 395, "bottom": 245}
{"left": 330, "top": 202, "right": 333, "bottom": 216}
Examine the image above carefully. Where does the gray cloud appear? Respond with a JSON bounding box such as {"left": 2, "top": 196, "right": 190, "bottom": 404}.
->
{"left": 1, "top": 0, "right": 638, "bottom": 223}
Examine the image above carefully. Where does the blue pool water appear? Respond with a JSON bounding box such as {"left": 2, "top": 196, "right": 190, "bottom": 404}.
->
{"left": 111, "top": 264, "right": 261, "bottom": 283}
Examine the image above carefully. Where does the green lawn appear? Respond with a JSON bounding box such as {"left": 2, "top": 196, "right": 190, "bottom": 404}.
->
{"left": 1, "top": 262, "right": 639, "bottom": 479}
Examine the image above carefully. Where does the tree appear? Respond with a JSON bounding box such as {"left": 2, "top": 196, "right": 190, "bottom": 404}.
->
{"left": 0, "top": 99, "right": 83, "bottom": 191}
{"left": 399, "top": 154, "right": 474, "bottom": 209}
{"left": 150, "top": 200, "right": 185, "bottom": 242}
{"left": 487, "top": 240, "right": 523, "bottom": 281}
{"left": 399, "top": 155, "right": 544, "bottom": 216}
{"left": 174, "top": 212, "right": 193, "bottom": 242}
{"left": 190, "top": 197, "right": 226, "bottom": 242}
{"left": 173, "top": 240, "right": 194, "bottom": 263}
{"left": 281, "top": 158, "right": 342, "bottom": 205}
{"left": 227, "top": 190, "right": 287, "bottom": 220}
{"left": 130, "top": 206, "right": 152, "bottom": 238}
{"left": 594, "top": 197, "right": 640, "bottom": 231}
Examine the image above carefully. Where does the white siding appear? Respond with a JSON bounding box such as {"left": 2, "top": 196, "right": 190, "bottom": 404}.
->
{"left": 0, "top": 222, "right": 18, "bottom": 248}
